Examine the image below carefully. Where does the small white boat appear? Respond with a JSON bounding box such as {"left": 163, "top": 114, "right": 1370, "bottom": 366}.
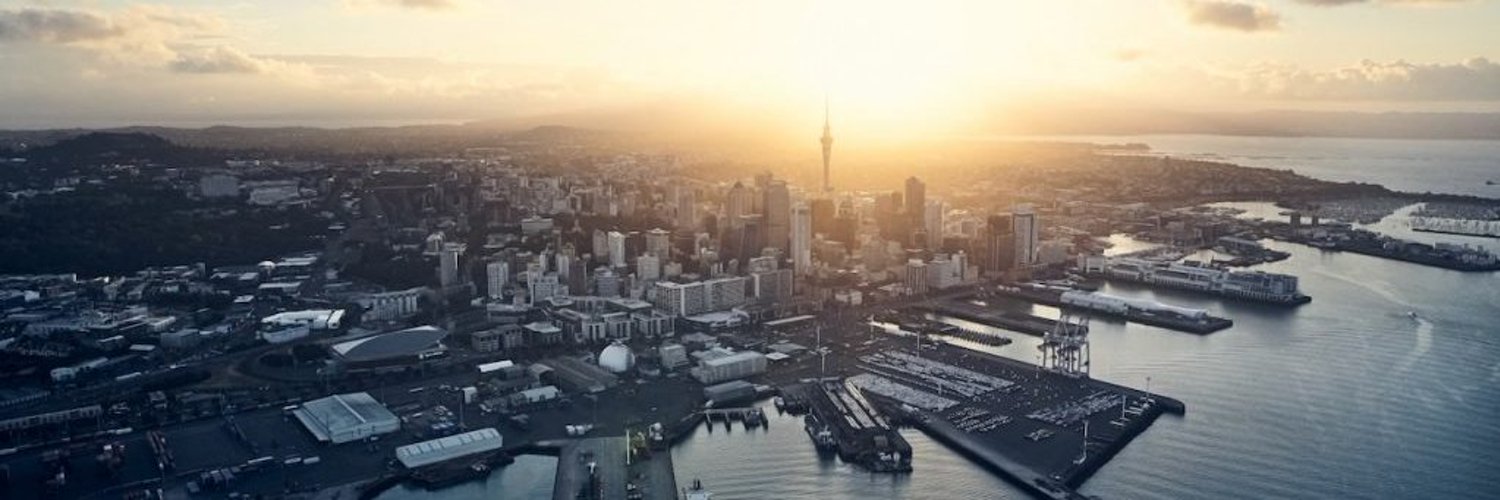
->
{"left": 1407, "top": 311, "right": 1419, "bottom": 320}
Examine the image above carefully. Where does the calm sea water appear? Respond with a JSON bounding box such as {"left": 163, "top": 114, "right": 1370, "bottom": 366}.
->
{"left": 671, "top": 240, "right": 1500, "bottom": 499}
{"left": 1027, "top": 134, "right": 1500, "bottom": 199}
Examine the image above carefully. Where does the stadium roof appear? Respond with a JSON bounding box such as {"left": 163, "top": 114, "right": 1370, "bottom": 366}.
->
{"left": 331, "top": 325, "right": 447, "bottom": 363}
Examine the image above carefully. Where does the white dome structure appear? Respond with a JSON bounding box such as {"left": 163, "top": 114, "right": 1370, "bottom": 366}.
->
{"left": 598, "top": 341, "right": 635, "bottom": 374}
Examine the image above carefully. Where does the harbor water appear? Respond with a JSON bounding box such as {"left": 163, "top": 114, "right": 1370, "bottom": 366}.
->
{"left": 670, "top": 239, "right": 1500, "bottom": 499}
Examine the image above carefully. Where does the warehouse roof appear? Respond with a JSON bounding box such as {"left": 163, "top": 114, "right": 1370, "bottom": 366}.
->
{"left": 395, "top": 427, "right": 504, "bottom": 468}
{"left": 293, "top": 392, "right": 399, "bottom": 442}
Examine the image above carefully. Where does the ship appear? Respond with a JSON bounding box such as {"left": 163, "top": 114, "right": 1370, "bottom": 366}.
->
{"left": 804, "top": 415, "right": 838, "bottom": 452}
{"left": 684, "top": 478, "right": 713, "bottom": 500}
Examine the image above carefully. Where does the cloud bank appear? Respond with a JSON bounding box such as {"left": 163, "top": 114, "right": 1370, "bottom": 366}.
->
{"left": 1182, "top": 0, "right": 1282, "bottom": 32}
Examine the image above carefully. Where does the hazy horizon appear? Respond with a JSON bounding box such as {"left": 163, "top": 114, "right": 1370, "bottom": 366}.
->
{"left": 2, "top": 1, "right": 1498, "bottom": 139}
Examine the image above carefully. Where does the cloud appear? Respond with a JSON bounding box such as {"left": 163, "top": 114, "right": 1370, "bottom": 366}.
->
{"left": 1222, "top": 58, "right": 1500, "bottom": 100}
{"left": 0, "top": 8, "right": 125, "bottom": 43}
{"left": 170, "top": 46, "right": 282, "bottom": 74}
{"left": 1182, "top": 1, "right": 1282, "bottom": 32}
{"left": 0, "top": 6, "right": 228, "bottom": 65}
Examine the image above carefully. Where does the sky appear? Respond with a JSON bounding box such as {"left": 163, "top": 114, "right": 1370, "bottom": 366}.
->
{"left": 1, "top": 0, "right": 1498, "bottom": 136}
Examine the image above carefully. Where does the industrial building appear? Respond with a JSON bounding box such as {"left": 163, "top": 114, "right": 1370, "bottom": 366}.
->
{"left": 395, "top": 427, "right": 504, "bottom": 468}
{"left": 292, "top": 392, "right": 401, "bottom": 444}
{"left": 690, "top": 349, "right": 767, "bottom": 384}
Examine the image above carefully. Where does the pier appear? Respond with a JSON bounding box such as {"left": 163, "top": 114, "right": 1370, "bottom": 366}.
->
{"left": 910, "top": 301, "right": 1065, "bottom": 337}
{"left": 990, "top": 286, "right": 1234, "bottom": 335}
{"left": 847, "top": 344, "right": 1184, "bottom": 500}
{"left": 781, "top": 381, "right": 912, "bottom": 473}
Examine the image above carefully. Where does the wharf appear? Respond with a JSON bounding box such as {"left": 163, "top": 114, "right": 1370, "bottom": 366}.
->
{"left": 543, "top": 435, "right": 678, "bottom": 500}
{"left": 990, "top": 288, "right": 1234, "bottom": 334}
{"left": 781, "top": 381, "right": 912, "bottom": 473}
{"left": 911, "top": 301, "right": 1064, "bottom": 337}
{"left": 850, "top": 344, "right": 1184, "bottom": 500}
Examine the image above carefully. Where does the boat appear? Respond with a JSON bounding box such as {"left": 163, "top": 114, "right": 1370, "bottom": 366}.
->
{"left": 804, "top": 415, "right": 838, "bottom": 452}
{"left": 1408, "top": 311, "right": 1419, "bottom": 320}
{"left": 684, "top": 479, "right": 713, "bottom": 500}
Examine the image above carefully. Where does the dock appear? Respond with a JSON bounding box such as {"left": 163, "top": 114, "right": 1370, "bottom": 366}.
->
{"left": 910, "top": 301, "right": 1062, "bottom": 337}
{"left": 781, "top": 381, "right": 912, "bottom": 473}
{"left": 847, "top": 344, "right": 1184, "bottom": 499}
{"left": 990, "top": 287, "right": 1234, "bottom": 335}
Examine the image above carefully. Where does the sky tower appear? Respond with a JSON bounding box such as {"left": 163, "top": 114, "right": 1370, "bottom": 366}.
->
{"left": 820, "top": 96, "right": 834, "bottom": 193}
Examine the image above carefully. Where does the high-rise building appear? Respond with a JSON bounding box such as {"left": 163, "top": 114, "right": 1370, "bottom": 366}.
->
{"left": 645, "top": 228, "right": 672, "bottom": 261}
{"left": 725, "top": 182, "right": 750, "bottom": 230}
{"left": 676, "top": 188, "right": 697, "bottom": 231}
{"left": 923, "top": 200, "right": 945, "bottom": 250}
{"left": 637, "top": 253, "right": 661, "bottom": 282}
{"left": 810, "top": 198, "right": 836, "bottom": 236}
{"left": 438, "top": 243, "right": 463, "bottom": 287}
{"left": 591, "top": 229, "right": 609, "bottom": 264}
{"left": 904, "top": 177, "right": 925, "bottom": 222}
{"left": 904, "top": 259, "right": 929, "bottom": 295}
{"left": 594, "top": 267, "right": 621, "bottom": 297}
{"left": 984, "top": 213, "right": 1016, "bottom": 275}
{"left": 791, "top": 203, "right": 812, "bottom": 275}
{"left": 528, "top": 273, "right": 563, "bottom": 305}
{"left": 1013, "top": 204, "right": 1038, "bottom": 266}
{"left": 485, "top": 261, "right": 509, "bottom": 299}
{"left": 763, "top": 180, "right": 791, "bottom": 255}
{"left": 607, "top": 231, "right": 627, "bottom": 268}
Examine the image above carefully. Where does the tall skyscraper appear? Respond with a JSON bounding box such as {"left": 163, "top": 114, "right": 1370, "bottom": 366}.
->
{"left": 924, "top": 200, "right": 945, "bottom": 249}
{"left": 763, "top": 180, "right": 791, "bottom": 255}
{"left": 676, "top": 187, "right": 697, "bottom": 230}
{"left": 791, "top": 202, "right": 812, "bottom": 275}
{"left": 984, "top": 213, "right": 1016, "bottom": 275}
{"left": 485, "top": 261, "right": 509, "bottom": 299}
{"left": 1013, "top": 204, "right": 1038, "bottom": 266}
{"left": 607, "top": 231, "right": 628, "bottom": 268}
{"left": 726, "top": 182, "right": 750, "bottom": 230}
{"left": 810, "top": 198, "right": 836, "bottom": 236}
{"left": 438, "top": 243, "right": 463, "bottom": 287}
{"left": 904, "top": 177, "right": 925, "bottom": 222}
{"left": 645, "top": 228, "right": 672, "bottom": 260}
{"left": 820, "top": 97, "right": 834, "bottom": 193}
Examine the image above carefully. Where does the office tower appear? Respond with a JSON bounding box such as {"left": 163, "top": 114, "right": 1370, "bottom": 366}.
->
{"left": 924, "top": 200, "right": 945, "bottom": 250}
{"left": 763, "top": 180, "right": 791, "bottom": 255}
{"left": 1014, "top": 204, "right": 1038, "bottom": 266}
{"left": 810, "top": 198, "right": 836, "bottom": 236}
{"left": 985, "top": 213, "right": 1016, "bottom": 275}
{"left": 726, "top": 182, "right": 750, "bottom": 230}
{"left": 607, "top": 231, "right": 627, "bottom": 268}
{"left": 637, "top": 253, "right": 661, "bottom": 282}
{"left": 904, "top": 259, "right": 929, "bottom": 295}
{"left": 645, "top": 228, "right": 672, "bottom": 261}
{"left": 904, "top": 176, "right": 925, "bottom": 223}
{"left": 438, "top": 243, "right": 462, "bottom": 287}
{"left": 528, "top": 273, "right": 563, "bottom": 305}
{"left": 592, "top": 229, "right": 609, "bottom": 264}
{"left": 791, "top": 203, "right": 812, "bottom": 275}
{"left": 676, "top": 187, "right": 697, "bottom": 230}
{"left": 594, "top": 267, "right": 621, "bottom": 297}
{"left": 485, "top": 261, "right": 509, "bottom": 299}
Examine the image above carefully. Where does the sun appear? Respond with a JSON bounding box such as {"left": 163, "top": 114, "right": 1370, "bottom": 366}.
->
{"left": 794, "top": 1, "right": 984, "bottom": 138}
